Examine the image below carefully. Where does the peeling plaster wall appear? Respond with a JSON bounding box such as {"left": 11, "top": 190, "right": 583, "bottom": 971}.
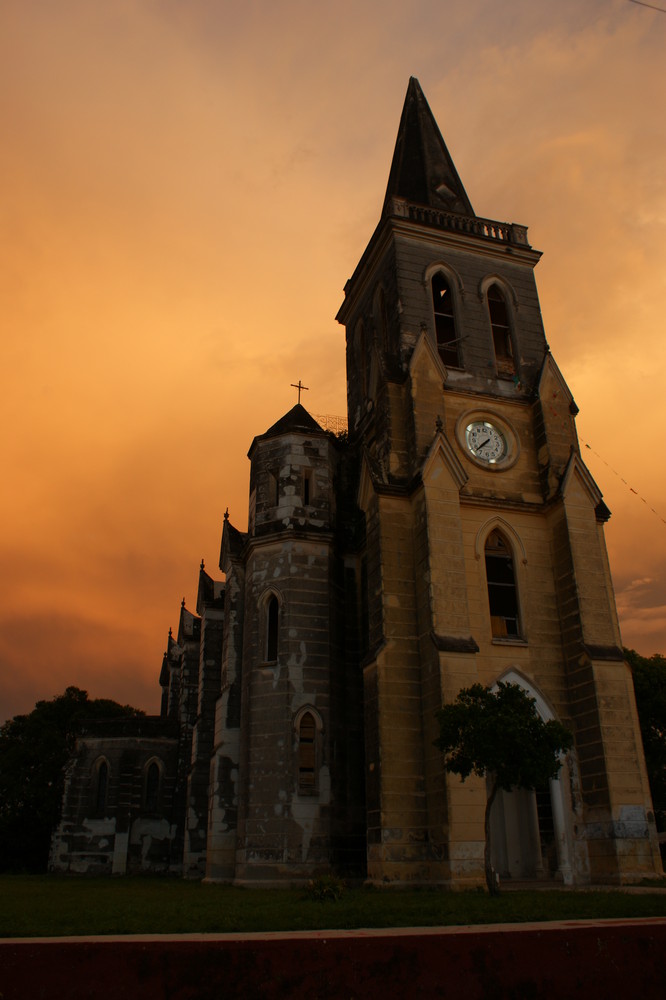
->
{"left": 229, "top": 424, "right": 362, "bottom": 884}
{"left": 50, "top": 727, "right": 181, "bottom": 875}
{"left": 184, "top": 595, "right": 224, "bottom": 878}
{"left": 206, "top": 556, "right": 243, "bottom": 881}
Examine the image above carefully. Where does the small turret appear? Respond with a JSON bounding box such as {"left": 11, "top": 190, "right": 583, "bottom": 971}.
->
{"left": 247, "top": 403, "right": 336, "bottom": 536}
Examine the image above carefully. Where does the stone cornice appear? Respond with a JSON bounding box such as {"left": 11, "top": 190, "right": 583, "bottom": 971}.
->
{"left": 430, "top": 632, "right": 479, "bottom": 654}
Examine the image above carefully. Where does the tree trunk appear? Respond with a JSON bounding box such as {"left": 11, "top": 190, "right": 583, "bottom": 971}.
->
{"left": 485, "top": 777, "right": 499, "bottom": 895}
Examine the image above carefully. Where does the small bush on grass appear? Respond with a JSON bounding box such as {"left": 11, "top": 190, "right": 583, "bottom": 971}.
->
{"left": 304, "top": 875, "right": 346, "bottom": 901}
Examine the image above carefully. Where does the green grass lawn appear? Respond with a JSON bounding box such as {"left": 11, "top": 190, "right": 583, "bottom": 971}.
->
{"left": 2, "top": 876, "right": 666, "bottom": 937}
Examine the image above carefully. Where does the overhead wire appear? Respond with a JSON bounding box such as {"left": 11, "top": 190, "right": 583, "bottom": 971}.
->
{"left": 583, "top": 442, "right": 666, "bottom": 526}
{"left": 626, "top": 0, "right": 666, "bottom": 13}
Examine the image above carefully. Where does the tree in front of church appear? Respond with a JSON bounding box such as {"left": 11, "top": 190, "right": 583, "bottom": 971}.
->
{"left": 0, "top": 687, "right": 143, "bottom": 872}
{"left": 625, "top": 648, "right": 666, "bottom": 832}
{"left": 434, "top": 683, "right": 573, "bottom": 895}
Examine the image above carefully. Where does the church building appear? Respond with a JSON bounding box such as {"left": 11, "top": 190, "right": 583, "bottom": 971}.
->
{"left": 51, "top": 79, "right": 662, "bottom": 887}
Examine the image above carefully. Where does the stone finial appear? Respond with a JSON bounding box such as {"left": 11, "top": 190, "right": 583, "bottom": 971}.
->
{"left": 224, "top": 507, "right": 229, "bottom": 521}
{"left": 436, "top": 415, "right": 443, "bottom": 433}
{"left": 200, "top": 558, "right": 205, "bottom": 570}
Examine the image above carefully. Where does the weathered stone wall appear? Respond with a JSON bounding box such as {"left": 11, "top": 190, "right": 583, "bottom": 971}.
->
{"left": 183, "top": 573, "right": 224, "bottom": 878}
{"left": 50, "top": 721, "right": 180, "bottom": 875}
{"left": 226, "top": 421, "right": 365, "bottom": 884}
{"left": 338, "top": 188, "right": 662, "bottom": 885}
{"left": 206, "top": 539, "right": 244, "bottom": 881}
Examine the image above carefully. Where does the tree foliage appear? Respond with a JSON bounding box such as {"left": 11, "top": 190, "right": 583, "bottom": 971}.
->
{"left": 0, "top": 687, "right": 143, "bottom": 872}
{"left": 625, "top": 647, "right": 666, "bottom": 829}
{"left": 434, "top": 682, "right": 573, "bottom": 894}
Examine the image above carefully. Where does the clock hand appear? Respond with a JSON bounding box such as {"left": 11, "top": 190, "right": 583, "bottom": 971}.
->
{"left": 477, "top": 437, "right": 491, "bottom": 449}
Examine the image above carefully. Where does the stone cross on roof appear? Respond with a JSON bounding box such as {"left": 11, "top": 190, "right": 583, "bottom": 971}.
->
{"left": 291, "top": 380, "right": 309, "bottom": 404}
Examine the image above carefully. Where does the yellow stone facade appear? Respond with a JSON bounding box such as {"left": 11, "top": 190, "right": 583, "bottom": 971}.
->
{"left": 339, "top": 78, "right": 662, "bottom": 886}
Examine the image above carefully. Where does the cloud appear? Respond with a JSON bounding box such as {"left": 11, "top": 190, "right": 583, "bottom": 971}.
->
{"left": 1, "top": 0, "right": 665, "bottom": 716}
{"left": 614, "top": 573, "right": 666, "bottom": 655}
{"left": 0, "top": 610, "right": 160, "bottom": 724}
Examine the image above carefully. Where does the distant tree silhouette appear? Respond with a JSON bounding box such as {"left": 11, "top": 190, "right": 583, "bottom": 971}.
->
{"left": 0, "top": 687, "right": 143, "bottom": 872}
{"left": 625, "top": 648, "right": 666, "bottom": 832}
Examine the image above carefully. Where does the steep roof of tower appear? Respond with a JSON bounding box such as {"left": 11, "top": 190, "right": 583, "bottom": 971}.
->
{"left": 177, "top": 603, "right": 200, "bottom": 645}
{"left": 252, "top": 403, "right": 325, "bottom": 446}
{"left": 223, "top": 518, "right": 247, "bottom": 559}
{"left": 382, "top": 77, "right": 474, "bottom": 218}
{"left": 248, "top": 404, "right": 325, "bottom": 459}
{"left": 196, "top": 562, "right": 224, "bottom": 615}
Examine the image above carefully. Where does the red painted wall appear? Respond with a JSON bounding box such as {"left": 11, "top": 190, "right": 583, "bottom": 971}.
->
{"left": 1, "top": 919, "right": 665, "bottom": 999}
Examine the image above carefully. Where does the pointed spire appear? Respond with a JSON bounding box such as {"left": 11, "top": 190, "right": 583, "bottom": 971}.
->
{"left": 383, "top": 77, "right": 474, "bottom": 218}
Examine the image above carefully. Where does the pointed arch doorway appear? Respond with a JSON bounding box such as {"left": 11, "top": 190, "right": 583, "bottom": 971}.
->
{"left": 489, "top": 671, "right": 574, "bottom": 885}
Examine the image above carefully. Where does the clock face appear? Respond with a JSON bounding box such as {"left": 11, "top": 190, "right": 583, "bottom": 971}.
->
{"left": 465, "top": 421, "right": 507, "bottom": 464}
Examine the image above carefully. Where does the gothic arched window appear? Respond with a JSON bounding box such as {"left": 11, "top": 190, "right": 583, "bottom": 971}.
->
{"left": 431, "top": 271, "right": 460, "bottom": 368}
{"left": 485, "top": 530, "right": 521, "bottom": 638}
{"left": 487, "top": 284, "right": 514, "bottom": 375}
{"left": 298, "top": 711, "right": 317, "bottom": 793}
{"left": 94, "top": 759, "right": 108, "bottom": 816}
{"left": 266, "top": 594, "right": 279, "bottom": 662}
{"left": 303, "top": 468, "right": 312, "bottom": 506}
{"left": 144, "top": 760, "right": 161, "bottom": 813}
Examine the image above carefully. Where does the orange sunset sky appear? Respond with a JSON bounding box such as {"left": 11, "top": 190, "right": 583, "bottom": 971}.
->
{"left": 2, "top": 0, "right": 666, "bottom": 722}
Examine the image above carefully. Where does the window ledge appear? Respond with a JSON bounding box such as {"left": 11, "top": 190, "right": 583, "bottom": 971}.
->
{"left": 491, "top": 637, "right": 528, "bottom": 647}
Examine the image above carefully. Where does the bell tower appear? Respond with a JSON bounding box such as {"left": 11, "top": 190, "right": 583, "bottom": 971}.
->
{"left": 337, "top": 78, "right": 662, "bottom": 886}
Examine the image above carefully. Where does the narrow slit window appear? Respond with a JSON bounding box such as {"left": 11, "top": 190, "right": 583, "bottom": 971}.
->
{"left": 359, "top": 320, "right": 368, "bottom": 398}
{"left": 487, "top": 285, "right": 514, "bottom": 374}
{"left": 266, "top": 595, "right": 279, "bottom": 661}
{"left": 269, "top": 470, "right": 280, "bottom": 506}
{"left": 360, "top": 557, "right": 369, "bottom": 656}
{"left": 485, "top": 530, "right": 520, "bottom": 638}
{"left": 298, "top": 712, "right": 316, "bottom": 793}
{"left": 303, "top": 470, "right": 311, "bottom": 506}
{"left": 376, "top": 287, "right": 390, "bottom": 353}
{"left": 431, "top": 272, "right": 460, "bottom": 368}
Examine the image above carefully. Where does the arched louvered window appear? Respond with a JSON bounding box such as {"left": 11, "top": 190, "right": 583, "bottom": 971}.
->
{"left": 266, "top": 595, "right": 279, "bottom": 661}
{"left": 431, "top": 272, "right": 460, "bottom": 368}
{"left": 487, "top": 284, "right": 514, "bottom": 375}
{"left": 485, "top": 530, "right": 521, "bottom": 638}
